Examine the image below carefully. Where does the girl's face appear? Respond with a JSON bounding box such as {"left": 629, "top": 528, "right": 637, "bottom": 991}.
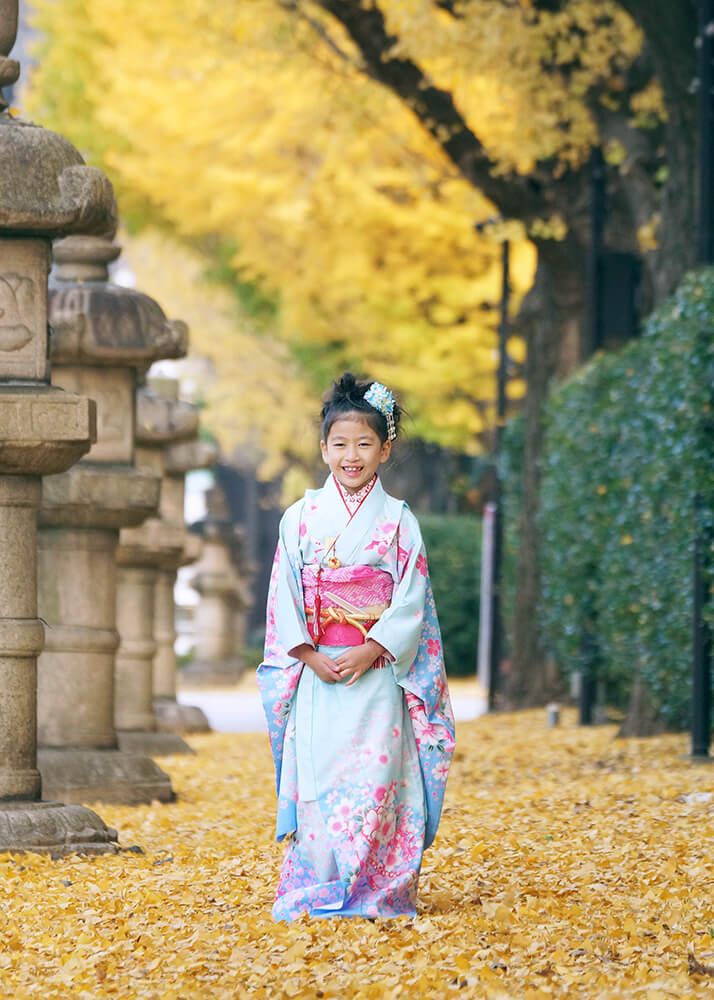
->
{"left": 321, "top": 415, "right": 392, "bottom": 493}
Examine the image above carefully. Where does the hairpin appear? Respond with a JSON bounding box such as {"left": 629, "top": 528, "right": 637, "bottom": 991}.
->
{"left": 364, "top": 381, "right": 397, "bottom": 441}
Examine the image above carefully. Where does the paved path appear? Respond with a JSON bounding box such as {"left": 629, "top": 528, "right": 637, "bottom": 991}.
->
{"left": 178, "top": 680, "right": 487, "bottom": 733}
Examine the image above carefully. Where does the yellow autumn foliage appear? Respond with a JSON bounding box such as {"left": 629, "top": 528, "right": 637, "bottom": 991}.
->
{"left": 1, "top": 701, "right": 712, "bottom": 998}
{"left": 381, "top": 0, "right": 643, "bottom": 172}
{"left": 25, "top": 0, "right": 648, "bottom": 461}
{"left": 118, "top": 230, "right": 319, "bottom": 486}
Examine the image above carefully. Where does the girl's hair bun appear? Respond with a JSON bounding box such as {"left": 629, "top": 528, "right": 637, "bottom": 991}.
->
{"left": 334, "top": 372, "right": 359, "bottom": 401}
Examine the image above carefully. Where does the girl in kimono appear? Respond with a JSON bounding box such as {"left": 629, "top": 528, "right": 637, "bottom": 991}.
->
{"left": 258, "top": 373, "right": 455, "bottom": 921}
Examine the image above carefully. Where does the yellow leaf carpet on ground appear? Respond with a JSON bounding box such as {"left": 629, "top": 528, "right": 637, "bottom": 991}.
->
{"left": 1, "top": 706, "right": 713, "bottom": 999}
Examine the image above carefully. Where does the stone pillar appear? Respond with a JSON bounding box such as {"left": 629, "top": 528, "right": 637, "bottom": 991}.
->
{"left": 184, "top": 487, "right": 246, "bottom": 684}
{"left": 154, "top": 562, "right": 192, "bottom": 704}
{"left": 114, "top": 387, "right": 197, "bottom": 754}
{"left": 153, "top": 430, "right": 218, "bottom": 734}
{"left": 230, "top": 528, "right": 253, "bottom": 662}
{"left": 36, "top": 233, "right": 186, "bottom": 804}
{"left": 0, "top": 5, "right": 117, "bottom": 854}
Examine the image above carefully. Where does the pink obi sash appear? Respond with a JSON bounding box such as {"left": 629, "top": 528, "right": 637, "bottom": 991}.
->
{"left": 302, "top": 564, "right": 393, "bottom": 647}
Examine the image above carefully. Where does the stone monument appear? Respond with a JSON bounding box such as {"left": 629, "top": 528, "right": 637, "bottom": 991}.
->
{"left": 148, "top": 380, "right": 218, "bottom": 734}
{"left": 37, "top": 233, "right": 186, "bottom": 804}
{"left": 184, "top": 485, "right": 247, "bottom": 684}
{"left": 0, "top": 1, "right": 117, "bottom": 853}
{"left": 114, "top": 386, "right": 199, "bottom": 754}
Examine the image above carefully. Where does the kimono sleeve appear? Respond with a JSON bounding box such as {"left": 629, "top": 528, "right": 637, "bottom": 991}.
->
{"left": 266, "top": 502, "right": 313, "bottom": 661}
{"left": 366, "top": 507, "right": 427, "bottom": 680}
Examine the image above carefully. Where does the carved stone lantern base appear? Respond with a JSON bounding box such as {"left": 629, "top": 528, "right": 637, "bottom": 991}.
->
{"left": 38, "top": 749, "right": 174, "bottom": 805}
{"left": 180, "top": 659, "right": 245, "bottom": 686}
{"left": 154, "top": 699, "right": 210, "bottom": 735}
{"left": 116, "top": 730, "right": 193, "bottom": 756}
{"left": 0, "top": 801, "right": 119, "bottom": 857}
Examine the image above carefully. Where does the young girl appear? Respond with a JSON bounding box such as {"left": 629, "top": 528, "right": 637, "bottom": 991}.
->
{"left": 257, "top": 373, "right": 455, "bottom": 921}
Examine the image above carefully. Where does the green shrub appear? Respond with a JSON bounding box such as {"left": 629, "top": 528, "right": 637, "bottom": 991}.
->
{"left": 504, "top": 268, "right": 714, "bottom": 727}
{"left": 420, "top": 514, "right": 481, "bottom": 676}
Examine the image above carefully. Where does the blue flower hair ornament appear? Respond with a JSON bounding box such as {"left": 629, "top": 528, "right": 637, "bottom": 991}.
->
{"left": 364, "top": 381, "right": 397, "bottom": 441}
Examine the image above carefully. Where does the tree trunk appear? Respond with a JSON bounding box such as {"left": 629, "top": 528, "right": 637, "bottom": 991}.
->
{"left": 617, "top": 0, "right": 698, "bottom": 302}
{"left": 504, "top": 235, "right": 587, "bottom": 707}
{"left": 617, "top": 664, "right": 670, "bottom": 737}
{"left": 649, "top": 102, "right": 698, "bottom": 302}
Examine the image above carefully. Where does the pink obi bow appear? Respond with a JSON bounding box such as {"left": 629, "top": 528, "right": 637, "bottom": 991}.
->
{"left": 302, "top": 564, "right": 393, "bottom": 647}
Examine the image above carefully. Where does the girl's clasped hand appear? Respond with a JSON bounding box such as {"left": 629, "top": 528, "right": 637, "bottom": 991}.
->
{"left": 291, "top": 639, "right": 385, "bottom": 685}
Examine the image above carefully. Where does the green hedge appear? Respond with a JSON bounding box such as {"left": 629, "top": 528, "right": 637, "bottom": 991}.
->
{"left": 504, "top": 268, "right": 714, "bottom": 726}
{"left": 420, "top": 514, "right": 481, "bottom": 677}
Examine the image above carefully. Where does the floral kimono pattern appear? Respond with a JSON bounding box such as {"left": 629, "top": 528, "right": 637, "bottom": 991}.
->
{"left": 257, "top": 475, "right": 455, "bottom": 921}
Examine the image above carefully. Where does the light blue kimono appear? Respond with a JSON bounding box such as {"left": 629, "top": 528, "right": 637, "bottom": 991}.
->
{"left": 258, "top": 475, "right": 454, "bottom": 921}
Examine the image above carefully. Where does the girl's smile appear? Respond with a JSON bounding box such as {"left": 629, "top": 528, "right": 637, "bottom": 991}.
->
{"left": 320, "top": 415, "right": 392, "bottom": 493}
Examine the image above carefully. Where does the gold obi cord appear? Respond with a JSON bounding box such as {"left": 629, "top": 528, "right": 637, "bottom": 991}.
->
{"left": 306, "top": 601, "right": 390, "bottom": 639}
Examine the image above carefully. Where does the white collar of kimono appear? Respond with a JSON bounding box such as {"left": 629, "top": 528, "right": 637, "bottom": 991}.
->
{"left": 322, "top": 472, "right": 385, "bottom": 512}
{"left": 333, "top": 473, "right": 378, "bottom": 509}
{"left": 306, "top": 473, "right": 390, "bottom": 565}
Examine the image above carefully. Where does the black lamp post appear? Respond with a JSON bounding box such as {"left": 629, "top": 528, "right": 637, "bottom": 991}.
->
{"left": 691, "top": 0, "right": 714, "bottom": 759}
{"left": 585, "top": 147, "right": 606, "bottom": 358}
{"left": 579, "top": 147, "right": 606, "bottom": 725}
{"left": 489, "top": 238, "right": 510, "bottom": 709}
{"left": 473, "top": 219, "right": 510, "bottom": 709}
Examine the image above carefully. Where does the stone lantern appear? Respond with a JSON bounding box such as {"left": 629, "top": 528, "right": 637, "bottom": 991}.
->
{"left": 147, "top": 380, "right": 219, "bottom": 734}
{"left": 0, "top": 2, "right": 118, "bottom": 853}
{"left": 184, "top": 486, "right": 247, "bottom": 684}
{"left": 36, "top": 233, "right": 187, "bottom": 804}
{"left": 114, "top": 386, "right": 202, "bottom": 754}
